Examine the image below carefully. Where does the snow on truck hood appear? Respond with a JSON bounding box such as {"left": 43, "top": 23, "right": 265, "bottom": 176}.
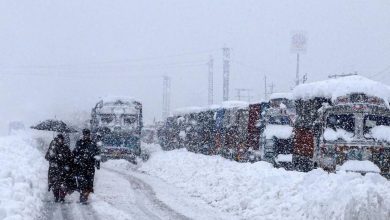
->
{"left": 370, "top": 125, "right": 390, "bottom": 142}
{"left": 323, "top": 128, "right": 354, "bottom": 142}
{"left": 293, "top": 75, "right": 390, "bottom": 103}
{"left": 264, "top": 124, "right": 293, "bottom": 139}
{"left": 337, "top": 160, "right": 381, "bottom": 173}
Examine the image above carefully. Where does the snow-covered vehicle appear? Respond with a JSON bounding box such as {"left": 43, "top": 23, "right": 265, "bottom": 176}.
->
{"left": 244, "top": 101, "right": 269, "bottom": 162}
{"left": 141, "top": 124, "right": 158, "bottom": 144}
{"left": 293, "top": 76, "right": 390, "bottom": 179}
{"left": 259, "top": 93, "right": 295, "bottom": 169}
{"left": 91, "top": 97, "right": 143, "bottom": 162}
{"left": 214, "top": 101, "right": 249, "bottom": 160}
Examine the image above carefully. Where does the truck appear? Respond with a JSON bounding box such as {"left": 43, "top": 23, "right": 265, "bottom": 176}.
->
{"left": 91, "top": 97, "right": 143, "bottom": 162}
{"left": 292, "top": 75, "right": 390, "bottom": 179}
{"left": 259, "top": 93, "right": 296, "bottom": 169}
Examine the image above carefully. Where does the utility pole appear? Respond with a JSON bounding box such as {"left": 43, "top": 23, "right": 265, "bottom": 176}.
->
{"left": 268, "top": 83, "right": 275, "bottom": 95}
{"left": 296, "top": 53, "right": 300, "bottom": 86}
{"left": 223, "top": 47, "right": 230, "bottom": 101}
{"left": 162, "top": 76, "right": 171, "bottom": 119}
{"left": 235, "top": 88, "right": 252, "bottom": 102}
{"left": 291, "top": 32, "right": 307, "bottom": 86}
{"left": 264, "top": 75, "right": 268, "bottom": 100}
{"left": 208, "top": 56, "right": 214, "bottom": 105}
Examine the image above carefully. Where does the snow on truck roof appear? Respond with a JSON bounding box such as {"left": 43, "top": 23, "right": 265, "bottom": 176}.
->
{"left": 172, "top": 101, "right": 249, "bottom": 116}
{"left": 221, "top": 100, "right": 249, "bottom": 109}
{"left": 269, "top": 92, "right": 294, "bottom": 100}
{"left": 172, "top": 106, "right": 205, "bottom": 116}
{"left": 99, "top": 96, "right": 140, "bottom": 104}
{"left": 293, "top": 75, "right": 390, "bottom": 102}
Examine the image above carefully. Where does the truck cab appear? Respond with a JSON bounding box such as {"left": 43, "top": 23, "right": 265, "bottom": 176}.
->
{"left": 260, "top": 94, "right": 295, "bottom": 169}
{"left": 91, "top": 97, "right": 143, "bottom": 162}
{"left": 315, "top": 93, "right": 390, "bottom": 177}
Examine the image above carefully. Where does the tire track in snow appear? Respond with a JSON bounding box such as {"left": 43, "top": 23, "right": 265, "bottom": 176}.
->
{"left": 104, "top": 167, "right": 191, "bottom": 220}
{"left": 38, "top": 193, "right": 100, "bottom": 220}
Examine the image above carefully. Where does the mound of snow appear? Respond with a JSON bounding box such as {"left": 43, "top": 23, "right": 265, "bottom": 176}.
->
{"left": 323, "top": 128, "right": 354, "bottom": 142}
{"left": 140, "top": 149, "right": 390, "bottom": 219}
{"left": 264, "top": 125, "right": 293, "bottom": 139}
{"left": 293, "top": 75, "right": 390, "bottom": 103}
{"left": 370, "top": 125, "right": 390, "bottom": 142}
{"left": 338, "top": 160, "right": 381, "bottom": 173}
{"left": 0, "top": 135, "right": 47, "bottom": 220}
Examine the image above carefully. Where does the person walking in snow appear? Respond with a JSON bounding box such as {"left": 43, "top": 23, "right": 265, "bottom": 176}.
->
{"left": 73, "top": 129, "right": 100, "bottom": 204}
{"left": 45, "top": 134, "right": 74, "bottom": 202}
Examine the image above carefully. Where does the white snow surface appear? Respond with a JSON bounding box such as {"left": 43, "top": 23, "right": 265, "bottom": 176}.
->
{"left": 338, "top": 160, "right": 381, "bottom": 173}
{"left": 172, "top": 106, "right": 204, "bottom": 116}
{"left": 293, "top": 75, "right": 390, "bottom": 103}
{"left": 263, "top": 124, "right": 293, "bottom": 139}
{"left": 99, "top": 95, "right": 140, "bottom": 104}
{"left": 370, "top": 125, "right": 390, "bottom": 142}
{"left": 323, "top": 128, "right": 354, "bottom": 142}
{"left": 140, "top": 149, "right": 390, "bottom": 220}
{"left": 221, "top": 100, "right": 249, "bottom": 109}
{"left": 0, "top": 134, "right": 47, "bottom": 220}
{"left": 275, "top": 154, "right": 293, "bottom": 162}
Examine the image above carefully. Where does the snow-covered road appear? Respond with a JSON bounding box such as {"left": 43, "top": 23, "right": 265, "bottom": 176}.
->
{"left": 39, "top": 161, "right": 231, "bottom": 220}
{"left": 2, "top": 134, "right": 389, "bottom": 220}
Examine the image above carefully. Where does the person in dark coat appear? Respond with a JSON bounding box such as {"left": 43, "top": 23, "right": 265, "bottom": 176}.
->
{"left": 45, "top": 134, "right": 74, "bottom": 202}
{"left": 73, "top": 129, "right": 100, "bottom": 203}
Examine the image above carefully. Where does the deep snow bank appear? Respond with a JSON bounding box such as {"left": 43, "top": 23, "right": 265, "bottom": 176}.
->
{"left": 0, "top": 135, "right": 47, "bottom": 220}
{"left": 140, "top": 149, "right": 390, "bottom": 220}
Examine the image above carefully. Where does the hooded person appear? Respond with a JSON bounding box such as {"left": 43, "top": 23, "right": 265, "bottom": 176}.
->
{"left": 45, "top": 134, "right": 74, "bottom": 202}
{"left": 73, "top": 128, "right": 101, "bottom": 203}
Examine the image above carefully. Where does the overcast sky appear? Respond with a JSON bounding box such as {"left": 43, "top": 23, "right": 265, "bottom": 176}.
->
{"left": 1, "top": 0, "right": 390, "bottom": 134}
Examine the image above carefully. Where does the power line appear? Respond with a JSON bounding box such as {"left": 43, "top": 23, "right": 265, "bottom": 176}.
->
{"left": 0, "top": 49, "right": 219, "bottom": 69}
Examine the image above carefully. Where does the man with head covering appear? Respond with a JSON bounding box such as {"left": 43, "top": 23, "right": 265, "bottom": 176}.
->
{"left": 73, "top": 128, "right": 101, "bottom": 203}
{"left": 45, "top": 134, "right": 74, "bottom": 202}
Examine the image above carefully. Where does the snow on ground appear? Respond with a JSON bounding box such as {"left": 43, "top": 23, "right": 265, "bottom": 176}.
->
{"left": 139, "top": 148, "right": 390, "bottom": 220}
{"left": 99, "top": 159, "right": 234, "bottom": 220}
{"left": 0, "top": 133, "right": 47, "bottom": 220}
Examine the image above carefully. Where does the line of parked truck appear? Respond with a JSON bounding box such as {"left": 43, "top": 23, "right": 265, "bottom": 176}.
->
{"left": 157, "top": 75, "right": 390, "bottom": 179}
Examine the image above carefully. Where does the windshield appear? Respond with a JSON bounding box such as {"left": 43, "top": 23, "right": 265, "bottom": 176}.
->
{"left": 364, "top": 115, "right": 390, "bottom": 134}
{"left": 100, "top": 114, "right": 115, "bottom": 124}
{"left": 326, "top": 114, "right": 355, "bottom": 133}
{"left": 268, "top": 116, "right": 291, "bottom": 125}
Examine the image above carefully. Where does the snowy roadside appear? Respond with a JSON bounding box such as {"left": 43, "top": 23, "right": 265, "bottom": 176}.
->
{"left": 102, "top": 159, "right": 235, "bottom": 220}
{"left": 138, "top": 148, "right": 390, "bottom": 220}
{"left": 0, "top": 134, "right": 47, "bottom": 220}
